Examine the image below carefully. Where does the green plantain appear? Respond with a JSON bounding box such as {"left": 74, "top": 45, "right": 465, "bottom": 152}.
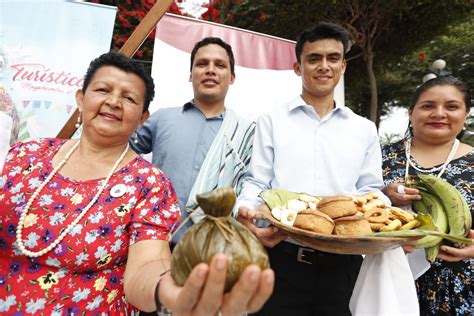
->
{"left": 413, "top": 191, "right": 448, "bottom": 248}
{"left": 425, "top": 243, "right": 441, "bottom": 263}
{"left": 418, "top": 174, "right": 471, "bottom": 238}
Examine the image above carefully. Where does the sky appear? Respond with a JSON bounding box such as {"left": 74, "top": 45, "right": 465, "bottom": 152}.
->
{"left": 178, "top": 0, "right": 209, "bottom": 17}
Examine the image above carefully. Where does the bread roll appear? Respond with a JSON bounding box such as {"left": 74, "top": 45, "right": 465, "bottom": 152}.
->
{"left": 293, "top": 210, "right": 335, "bottom": 235}
{"left": 333, "top": 215, "right": 372, "bottom": 236}
{"left": 317, "top": 195, "right": 358, "bottom": 219}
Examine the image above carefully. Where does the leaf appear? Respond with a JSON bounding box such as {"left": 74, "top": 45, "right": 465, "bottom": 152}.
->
{"left": 425, "top": 231, "right": 474, "bottom": 245}
{"left": 415, "top": 213, "right": 437, "bottom": 231}
{"left": 372, "top": 229, "right": 473, "bottom": 245}
{"left": 259, "top": 189, "right": 312, "bottom": 209}
{"left": 372, "top": 229, "right": 428, "bottom": 238}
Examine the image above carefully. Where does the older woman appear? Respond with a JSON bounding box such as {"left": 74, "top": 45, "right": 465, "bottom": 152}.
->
{"left": 382, "top": 76, "right": 473, "bottom": 315}
{"left": 0, "top": 51, "right": 273, "bottom": 315}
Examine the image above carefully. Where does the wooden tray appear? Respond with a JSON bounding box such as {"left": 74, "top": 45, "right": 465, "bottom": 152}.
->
{"left": 255, "top": 205, "right": 421, "bottom": 255}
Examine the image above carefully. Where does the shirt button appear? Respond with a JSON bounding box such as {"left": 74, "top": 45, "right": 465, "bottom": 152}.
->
{"left": 194, "top": 166, "right": 199, "bottom": 170}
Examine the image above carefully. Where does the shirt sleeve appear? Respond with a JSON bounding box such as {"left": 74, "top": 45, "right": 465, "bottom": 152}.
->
{"left": 129, "top": 168, "right": 181, "bottom": 244}
{"left": 355, "top": 124, "right": 390, "bottom": 204}
{"left": 1, "top": 139, "right": 52, "bottom": 188}
{"left": 130, "top": 111, "right": 159, "bottom": 155}
{"left": 235, "top": 114, "right": 274, "bottom": 212}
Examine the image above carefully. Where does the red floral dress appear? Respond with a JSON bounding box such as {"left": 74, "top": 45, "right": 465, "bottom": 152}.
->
{"left": 0, "top": 138, "right": 180, "bottom": 315}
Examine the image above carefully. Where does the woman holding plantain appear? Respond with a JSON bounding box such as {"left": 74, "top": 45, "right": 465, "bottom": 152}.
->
{"left": 382, "top": 76, "right": 473, "bottom": 315}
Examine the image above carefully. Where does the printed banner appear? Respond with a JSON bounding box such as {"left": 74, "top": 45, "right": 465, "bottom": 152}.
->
{"left": 151, "top": 13, "right": 344, "bottom": 120}
{"left": 0, "top": 0, "right": 116, "bottom": 143}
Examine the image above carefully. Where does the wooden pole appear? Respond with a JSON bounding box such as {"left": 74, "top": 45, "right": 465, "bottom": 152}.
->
{"left": 56, "top": 0, "right": 175, "bottom": 139}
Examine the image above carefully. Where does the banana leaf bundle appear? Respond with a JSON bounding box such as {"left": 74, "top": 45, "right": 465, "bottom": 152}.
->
{"left": 171, "top": 187, "right": 269, "bottom": 292}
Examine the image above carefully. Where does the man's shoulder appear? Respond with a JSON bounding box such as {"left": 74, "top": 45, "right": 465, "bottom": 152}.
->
{"left": 266, "top": 98, "right": 295, "bottom": 117}
{"left": 252, "top": 99, "right": 294, "bottom": 126}
{"left": 147, "top": 106, "right": 186, "bottom": 128}
{"left": 341, "top": 107, "right": 376, "bottom": 128}
{"left": 150, "top": 106, "right": 182, "bottom": 118}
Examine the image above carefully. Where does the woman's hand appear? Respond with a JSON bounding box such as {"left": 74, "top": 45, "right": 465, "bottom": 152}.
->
{"left": 437, "top": 229, "right": 474, "bottom": 262}
{"left": 159, "top": 253, "right": 274, "bottom": 316}
{"left": 382, "top": 182, "right": 421, "bottom": 207}
{"left": 401, "top": 240, "right": 417, "bottom": 254}
{"left": 237, "top": 206, "right": 287, "bottom": 248}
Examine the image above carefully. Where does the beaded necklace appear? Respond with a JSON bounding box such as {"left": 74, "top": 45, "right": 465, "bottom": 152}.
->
{"left": 404, "top": 137, "right": 459, "bottom": 183}
{"left": 15, "top": 140, "right": 130, "bottom": 258}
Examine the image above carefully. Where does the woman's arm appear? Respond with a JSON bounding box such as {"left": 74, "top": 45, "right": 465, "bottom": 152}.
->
{"left": 124, "top": 239, "right": 171, "bottom": 312}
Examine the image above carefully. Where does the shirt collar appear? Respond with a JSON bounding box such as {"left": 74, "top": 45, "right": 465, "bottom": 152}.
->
{"left": 183, "top": 100, "right": 225, "bottom": 119}
{"left": 183, "top": 100, "right": 196, "bottom": 111}
{"left": 288, "top": 95, "right": 351, "bottom": 117}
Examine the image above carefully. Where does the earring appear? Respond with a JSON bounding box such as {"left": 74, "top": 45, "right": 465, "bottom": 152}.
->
{"left": 133, "top": 130, "right": 139, "bottom": 144}
{"left": 75, "top": 113, "right": 81, "bottom": 128}
{"left": 404, "top": 121, "right": 413, "bottom": 139}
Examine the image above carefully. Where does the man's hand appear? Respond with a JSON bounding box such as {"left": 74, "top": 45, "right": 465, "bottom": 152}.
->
{"left": 237, "top": 206, "right": 287, "bottom": 248}
{"left": 437, "top": 229, "right": 474, "bottom": 262}
{"left": 382, "top": 182, "right": 421, "bottom": 207}
{"left": 159, "top": 253, "right": 274, "bottom": 316}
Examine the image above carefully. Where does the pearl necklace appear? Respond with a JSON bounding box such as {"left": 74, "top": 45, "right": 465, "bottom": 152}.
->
{"left": 404, "top": 137, "right": 459, "bottom": 183}
{"left": 15, "top": 141, "right": 130, "bottom": 258}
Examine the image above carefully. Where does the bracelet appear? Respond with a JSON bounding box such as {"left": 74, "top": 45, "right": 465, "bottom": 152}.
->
{"left": 154, "top": 269, "right": 170, "bottom": 312}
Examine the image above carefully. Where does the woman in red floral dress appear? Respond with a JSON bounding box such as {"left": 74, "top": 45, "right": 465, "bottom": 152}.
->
{"left": 0, "top": 51, "right": 180, "bottom": 315}
{"left": 0, "top": 51, "right": 274, "bottom": 316}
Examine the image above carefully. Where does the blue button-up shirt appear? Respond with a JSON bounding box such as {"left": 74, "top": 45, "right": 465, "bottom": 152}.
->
{"left": 131, "top": 102, "right": 224, "bottom": 239}
{"left": 237, "top": 95, "right": 386, "bottom": 210}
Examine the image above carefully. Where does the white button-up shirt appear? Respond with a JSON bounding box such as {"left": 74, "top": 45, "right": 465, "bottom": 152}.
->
{"left": 237, "top": 95, "right": 386, "bottom": 210}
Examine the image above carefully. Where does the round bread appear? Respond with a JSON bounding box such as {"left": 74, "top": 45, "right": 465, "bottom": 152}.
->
{"left": 293, "top": 210, "right": 335, "bottom": 235}
{"left": 333, "top": 215, "right": 372, "bottom": 236}
{"left": 317, "top": 195, "right": 358, "bottom": 219}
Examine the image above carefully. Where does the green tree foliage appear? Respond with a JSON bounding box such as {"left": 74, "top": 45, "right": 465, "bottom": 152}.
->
{"left": 378, "top": 19, "right": 474, "bottom": 110}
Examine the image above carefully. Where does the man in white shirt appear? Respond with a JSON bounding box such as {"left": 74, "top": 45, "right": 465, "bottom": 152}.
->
{"left": 236, "top": 22, "right": 386, "bottom": 315}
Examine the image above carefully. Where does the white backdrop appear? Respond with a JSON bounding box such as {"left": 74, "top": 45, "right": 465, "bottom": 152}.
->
{"left": 0, "top": 0, "right": 116, "bottom": 143}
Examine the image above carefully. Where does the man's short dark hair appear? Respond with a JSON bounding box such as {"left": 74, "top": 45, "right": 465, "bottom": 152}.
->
{"left": 295, "top": 22, "right": 351, "bottom": 63}
{"left": 190, "top": 37, "right": 235, "bottom": 75}
{"left": 82, "top": 51, "right": 155, "bottom": 113}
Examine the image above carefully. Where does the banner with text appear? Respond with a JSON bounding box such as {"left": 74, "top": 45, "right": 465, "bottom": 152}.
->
{"left": 152, "top": 13, "right": 344, "bottom": 120}
{"left": 0, "top": 1, "right": 116, "bottom": 143}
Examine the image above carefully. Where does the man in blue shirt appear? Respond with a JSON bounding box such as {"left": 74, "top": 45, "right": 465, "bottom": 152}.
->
{"left": 237, "top": 23, "right": 386, "bottom": 315}
{"left": 131, "top": 37, "right": 255, "bottom": 243}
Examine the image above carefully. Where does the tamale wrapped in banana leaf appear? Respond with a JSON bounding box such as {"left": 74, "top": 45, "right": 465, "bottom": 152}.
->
{"left": 171, "top": 187, "right": 269, "bottom": 292}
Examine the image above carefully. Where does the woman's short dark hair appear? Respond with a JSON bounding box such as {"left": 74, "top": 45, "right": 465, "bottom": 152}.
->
{"left": 82, "top": 51, "right": 155, "bottom": 113}
{"left": 295, "top": 22, "right": 351, "bottom": 63}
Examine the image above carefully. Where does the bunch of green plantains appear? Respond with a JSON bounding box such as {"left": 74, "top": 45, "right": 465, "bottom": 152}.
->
{"left": 171, "top": 187, "right": 269, "bottom": 292}
{"left": 411, "top": 174, "right": 472, "bottom": 262}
